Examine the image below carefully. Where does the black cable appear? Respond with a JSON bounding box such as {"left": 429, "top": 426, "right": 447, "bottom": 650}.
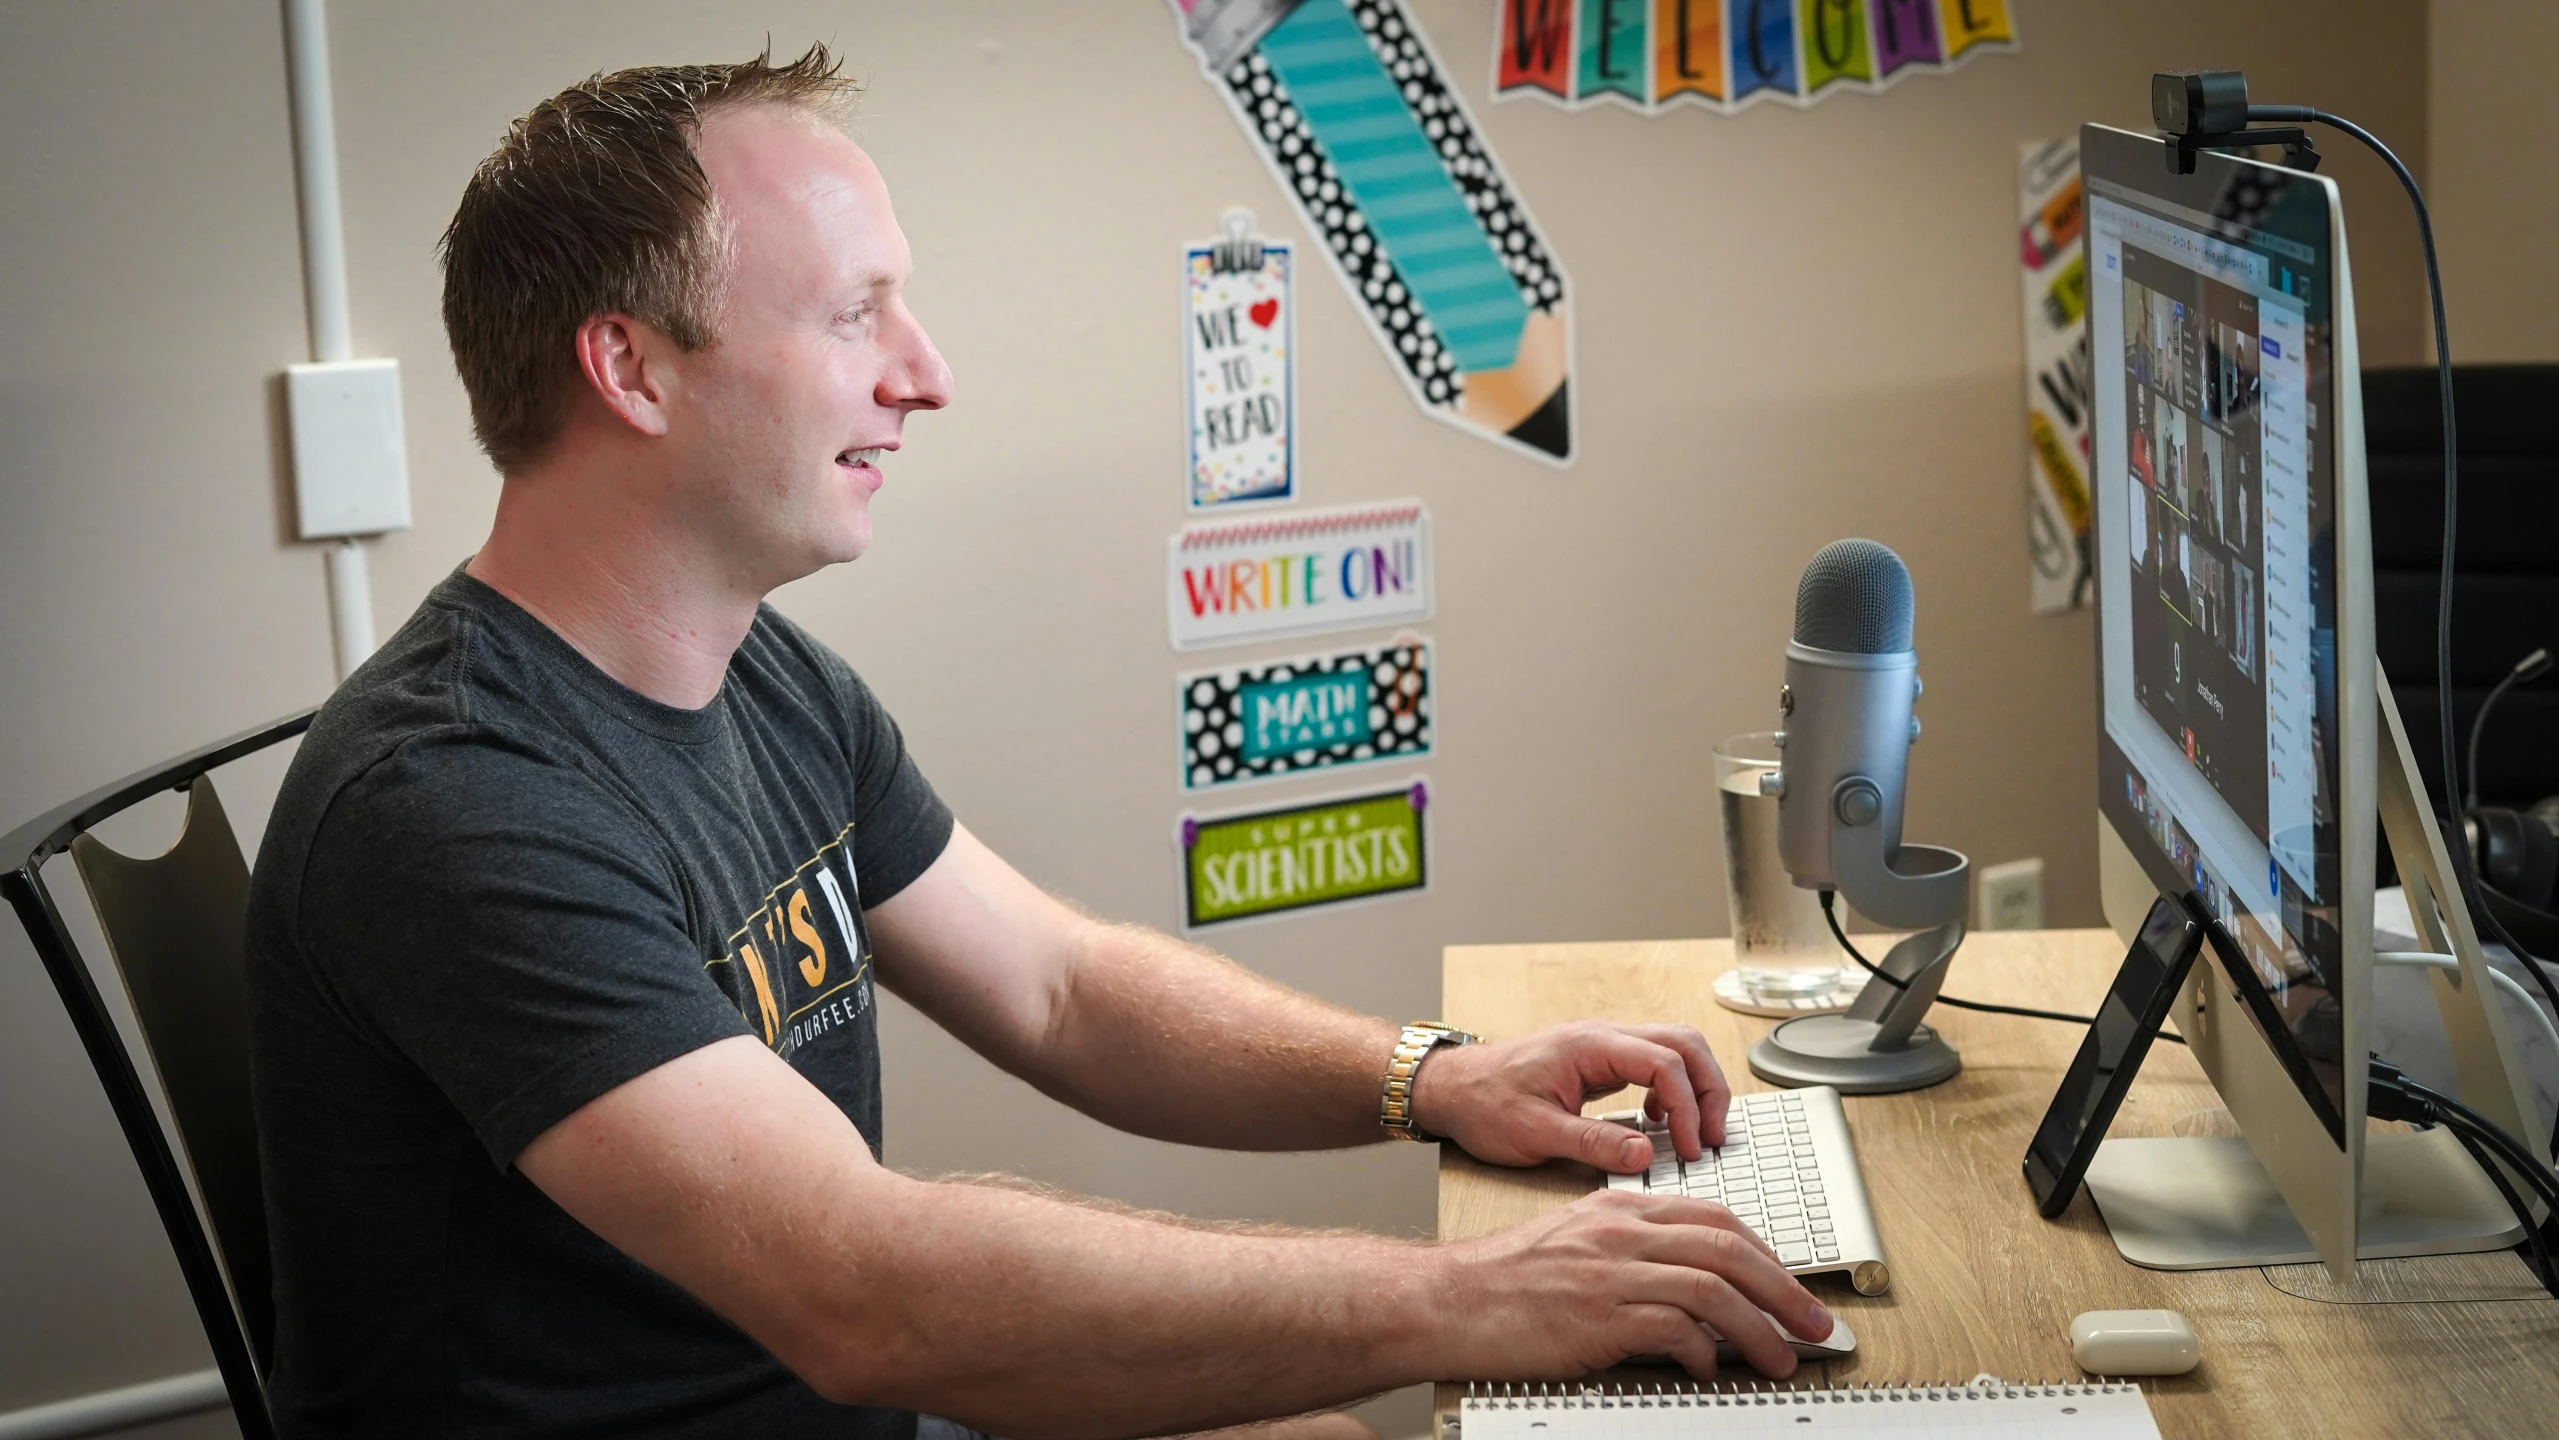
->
{"left": 1818, "top": 889, "right": 2188, "bottom": 1044}
{"left": 2273, "top": 108, "right": 2559, "bottom": 1154}
{"left": 2445, "top": 1117, "right": 2559, "bottom": 1299}
{"left": 2466, "top": 649, "right": 2552, "bottom": 813}
{"left": 2404, "top": 1075, "right": 2559, "bottom": 1209}
{"left": 2369, "top": 1061, "right": 2559, "bottom": 1297}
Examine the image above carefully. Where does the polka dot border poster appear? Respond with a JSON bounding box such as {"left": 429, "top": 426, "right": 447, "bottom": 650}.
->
{"left": 1168, "top": 0, "right": 1577, "bottom": 465}
{"left": 1178, "top": 636, "right": 1433, "bottom": 790}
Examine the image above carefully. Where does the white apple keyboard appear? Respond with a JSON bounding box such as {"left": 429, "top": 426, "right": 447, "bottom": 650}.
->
{"left": 1602, "top": 1086, "right": 1892, "bottom": 1296}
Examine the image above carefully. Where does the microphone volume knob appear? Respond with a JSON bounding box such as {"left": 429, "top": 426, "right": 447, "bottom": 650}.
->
{"left": 1834, "top": 780, "right": 1883, "bottom": 828}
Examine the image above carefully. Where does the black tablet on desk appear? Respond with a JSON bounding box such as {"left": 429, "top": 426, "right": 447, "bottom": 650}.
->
{"left": 2023, "top": 898, "right": 2205, "bottom": 1218}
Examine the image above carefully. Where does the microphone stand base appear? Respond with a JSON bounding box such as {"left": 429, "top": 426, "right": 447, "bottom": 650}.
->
{"left": 1747, "top": 1016, "right": 1962, "bottom": 1094}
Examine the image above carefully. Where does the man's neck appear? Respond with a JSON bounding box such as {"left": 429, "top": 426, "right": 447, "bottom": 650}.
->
{"left": 467, "top": 469, "right": 761, "bottom": 713}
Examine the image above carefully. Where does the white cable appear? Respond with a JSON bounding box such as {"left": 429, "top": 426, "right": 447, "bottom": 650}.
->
{"left": 284, "top": 0, "right": 351, "bottom": 365}
{"left": 2375, "top": 950, "right": 2559, "bottom": 1101}
{"left": 286, "top": 0, "right": 379, "bottom": 681}
{"left": 326, "top": 537, "right": 376, "bottom": 678}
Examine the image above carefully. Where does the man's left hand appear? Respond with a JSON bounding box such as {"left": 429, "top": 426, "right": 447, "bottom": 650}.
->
{"left": 1405, "top": 1022, "right": 1731, "bottom": 1174}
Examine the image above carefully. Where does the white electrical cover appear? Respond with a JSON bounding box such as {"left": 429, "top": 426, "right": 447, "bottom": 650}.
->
{"left": 287, "top": 357, "right": 411, "bottom": 539}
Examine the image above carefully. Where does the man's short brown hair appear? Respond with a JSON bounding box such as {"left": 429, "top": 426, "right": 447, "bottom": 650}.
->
{"left": 439, "top": 45, "right": 860, "bottom": 473}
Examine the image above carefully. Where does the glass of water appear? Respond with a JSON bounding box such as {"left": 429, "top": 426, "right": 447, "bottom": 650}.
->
{"left": 1715, "top": 732, "right": 1845, "bottom": 1005}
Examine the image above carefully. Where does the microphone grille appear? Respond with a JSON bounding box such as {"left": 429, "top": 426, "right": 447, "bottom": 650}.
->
{"left": 1793, "top": 539, "right": 1914, "bottom": 654}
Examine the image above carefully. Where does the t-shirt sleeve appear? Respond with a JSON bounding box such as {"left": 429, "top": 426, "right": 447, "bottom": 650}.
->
{"left": 819, "top": 652, "right": 954, "bottom": 911}
{"left": 294, "top": 730, "right": 751, "bottom": 1168}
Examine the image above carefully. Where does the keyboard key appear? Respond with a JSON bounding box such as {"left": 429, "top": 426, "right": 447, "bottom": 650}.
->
{"left": 1809, "top": 1206, "right": 1830, "bottom": 1219}
{"left": 1608, "top": 1172, "right": 1641, "bottom": 1191}
{"left": 1779, "top": 1244, "right": 1814, "bottom": 1266}
{"left": 1816, "top": 1248, "right": 1840, "bottom": 1263}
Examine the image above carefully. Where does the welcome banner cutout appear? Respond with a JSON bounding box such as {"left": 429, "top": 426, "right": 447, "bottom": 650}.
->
{"left": 1495, "top": 0, "right": 2017, "bottom": 114}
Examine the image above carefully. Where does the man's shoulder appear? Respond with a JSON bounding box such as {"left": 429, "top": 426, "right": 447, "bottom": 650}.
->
{"left": 253, "top": 584, "right": 635, "bottom": 909}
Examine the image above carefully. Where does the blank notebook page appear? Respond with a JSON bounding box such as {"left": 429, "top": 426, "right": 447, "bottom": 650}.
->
{"left": 1458, "top": 1381, "right": 2162, "bottom": 1438}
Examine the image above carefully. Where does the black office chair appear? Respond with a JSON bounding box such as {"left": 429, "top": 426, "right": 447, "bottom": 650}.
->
{"left": 2, "top": 710, "right": 317, "bottom": 1440}
{"left": 2366, "top": 364, "right": 2559, "bottom": 944}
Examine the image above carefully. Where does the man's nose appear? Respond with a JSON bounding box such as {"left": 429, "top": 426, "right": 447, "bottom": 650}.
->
{"left": 881, "top": 308, "right": 953, "bottom": 413}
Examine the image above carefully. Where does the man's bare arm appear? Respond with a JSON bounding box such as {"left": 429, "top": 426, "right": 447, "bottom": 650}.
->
{"left": 866, "top": 824, "right": 1395, "bottom": 1149}
{"left": 868, "top": 827, "right": 1743, "bottom": 1168}
{"left": 516, "top": 1035, "right": 1828, "bottom": 1438}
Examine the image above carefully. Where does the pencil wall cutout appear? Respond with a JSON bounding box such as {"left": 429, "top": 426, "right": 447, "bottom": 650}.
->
{"left": 1170, "top": 0, "right": 1577, "bottom": 466}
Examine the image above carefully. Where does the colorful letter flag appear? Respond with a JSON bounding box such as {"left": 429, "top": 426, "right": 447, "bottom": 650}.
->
{"left": 1169, "top": 0, "right": 1576, "bottom": 465}
{"left": 1493, "top": 0, "right": 2016, "bottom": 112}
{"left": 1799, "top": 0, "right": 1876, "bottom": 97}
{"left": 1180, "top": 780, "right": 1430, "bottom": 927}
{"left": 1166, "top": 500, "right": 1432, "bottom": 650}
{"left": 1499, "top": 0, "right": 1575, "bottom": 97}
{"left": 1939, "top": 0, "right": 2014, "bottom": 61}
{"left": 1869, "top": 0, "right": 1942, "bottom": 77}
{"left": 1576, "top": 0, "right": 1649, "bottom": 108}
{"left": 1652, "top": 0, "right": 1725, "bottom": 105}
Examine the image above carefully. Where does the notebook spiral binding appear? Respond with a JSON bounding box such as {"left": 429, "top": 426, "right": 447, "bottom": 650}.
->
{"left": 1459, "top": 1377, "right": 2148, "bottom": 1408}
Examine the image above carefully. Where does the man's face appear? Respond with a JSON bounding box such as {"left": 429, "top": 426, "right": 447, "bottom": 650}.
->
{"left": 671, "top": 106, "right": 951, "bottom": 582}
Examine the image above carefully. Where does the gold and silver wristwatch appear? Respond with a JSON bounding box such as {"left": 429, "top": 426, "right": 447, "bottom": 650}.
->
{"left": 1380, "top": 1022, "right": 1477, "bottom": 1141}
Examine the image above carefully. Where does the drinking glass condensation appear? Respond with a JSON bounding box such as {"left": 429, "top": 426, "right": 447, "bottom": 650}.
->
{"left": 1715, "top": 733, "right": 1838, "bottom": 998}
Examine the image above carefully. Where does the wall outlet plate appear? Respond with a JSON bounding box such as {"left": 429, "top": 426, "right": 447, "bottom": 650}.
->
{"left": 1978, "top": 855, "right": 2047, "bottom": 931}
{"left": 288, "top": 358, "right": 411, "bottom": 539}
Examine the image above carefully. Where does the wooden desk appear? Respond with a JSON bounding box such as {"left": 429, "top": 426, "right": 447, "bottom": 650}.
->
{"left": 1433, "top": 931, "right": 2559, "bottom": 1437}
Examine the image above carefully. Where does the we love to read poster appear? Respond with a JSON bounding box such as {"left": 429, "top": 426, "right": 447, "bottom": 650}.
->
{"left": 1186, "top": 236, "right": 1294, "bottom": 508}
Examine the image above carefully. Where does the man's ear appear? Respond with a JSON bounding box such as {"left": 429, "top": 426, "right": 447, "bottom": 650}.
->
{"left": 572, "top": 313, "right": 674, "bottom": 438}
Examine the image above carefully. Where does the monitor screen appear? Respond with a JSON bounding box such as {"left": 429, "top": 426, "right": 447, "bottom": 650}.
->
{"left": 2084, "top": 127, "right": 2349, "bottom": 1145}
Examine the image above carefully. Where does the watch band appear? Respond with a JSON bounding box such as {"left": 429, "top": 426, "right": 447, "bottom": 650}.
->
{"left": 1380, "top": 1022, "right": 1477, "bottom": 1141}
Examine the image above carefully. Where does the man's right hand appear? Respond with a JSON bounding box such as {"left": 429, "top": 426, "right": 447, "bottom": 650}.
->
{"left": 1427, "top": 1188, "right": 1833, "bottom": 1381}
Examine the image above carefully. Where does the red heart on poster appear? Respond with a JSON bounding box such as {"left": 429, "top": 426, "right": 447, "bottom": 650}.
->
{"left": 1249, "top": 298, "right": 1280, "bottom": 329}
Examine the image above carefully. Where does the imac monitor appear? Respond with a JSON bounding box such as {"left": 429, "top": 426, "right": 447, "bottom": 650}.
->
{"left": 2082, "top": 121, "right": 2378, "bottom": 1274}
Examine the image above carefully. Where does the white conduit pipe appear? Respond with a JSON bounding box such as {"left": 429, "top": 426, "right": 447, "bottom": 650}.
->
{"left": 285, "top": 0, "right": 350, "bottom": 367}
{"left": 285, "top": 0, "right": 375, "bottom": 678}
{"left": 0, "top": 1370, "right": 225, "bottom": 1440}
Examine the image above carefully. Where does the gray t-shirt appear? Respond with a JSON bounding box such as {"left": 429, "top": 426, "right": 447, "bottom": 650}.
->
{"left": 246, "top": 568, "right": 952, "bottom": 1438}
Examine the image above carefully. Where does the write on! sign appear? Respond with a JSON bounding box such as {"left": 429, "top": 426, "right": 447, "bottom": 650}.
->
{"left": 1166, "top": 500, "right": 1433, "bottom": 651}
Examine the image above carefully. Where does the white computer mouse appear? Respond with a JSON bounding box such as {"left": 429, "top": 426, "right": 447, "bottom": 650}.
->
{"left": 1630, "top": 1312, "right": 1856, "bottom": 1371}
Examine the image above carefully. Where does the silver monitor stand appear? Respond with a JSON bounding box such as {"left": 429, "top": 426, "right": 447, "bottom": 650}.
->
{"left": 2084, "top": 673, "right": 2547, "bottom": 1270}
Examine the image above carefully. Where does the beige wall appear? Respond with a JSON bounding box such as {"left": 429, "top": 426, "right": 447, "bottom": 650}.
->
{"left": 2431, "top": 0, "right": 2559, "bottom": 362}
{"left": 1, "top": 2, "right": 2431, "bottom": 1433}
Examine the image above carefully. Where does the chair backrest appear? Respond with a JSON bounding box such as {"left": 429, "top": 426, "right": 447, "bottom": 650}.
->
{"left": 72, "top": 775, "right": 275, "bottom": 1370}
{"left": 1, "top": 709, "right": 313, "bottom": 1440}
{"left": 2364, "top": 363, "right": 2559, "bottom": 809}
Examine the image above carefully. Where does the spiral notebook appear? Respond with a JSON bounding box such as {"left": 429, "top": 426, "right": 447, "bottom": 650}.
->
{"left": 1456, "top": 1379, "right": 2162, "bottom": 1437}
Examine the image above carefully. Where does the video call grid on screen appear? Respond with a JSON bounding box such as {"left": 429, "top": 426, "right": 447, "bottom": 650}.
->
{"left": 2090, "top": 173, "right": 2349, "bottom": 1137}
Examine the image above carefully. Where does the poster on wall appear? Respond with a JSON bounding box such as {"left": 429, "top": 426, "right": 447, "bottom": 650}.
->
{"left": 1187, "top": 210, "right": 1296, "bottom": 509}
{"left": 1493, "top": 0, "right": 2019, "bottom": 115}
{"left": 1179, "top": 636, "right": 1432, "bottom": 790}
{"left": 1166, "top": 0, "right": 1576, "bottom": 466}
{"left": 1179, "top": 779, "right": 1430, "bottom": 928}
{"left": 2019, "top": 136, "right": 2092, "bottom": 613}
{"left": 1168, "top": 499, "right": 1432, "bottom": 650}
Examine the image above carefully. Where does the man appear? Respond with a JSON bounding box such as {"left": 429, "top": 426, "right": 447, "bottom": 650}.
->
{"left": 245, "top": 46, "right": 1827, "bottom": 1440}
